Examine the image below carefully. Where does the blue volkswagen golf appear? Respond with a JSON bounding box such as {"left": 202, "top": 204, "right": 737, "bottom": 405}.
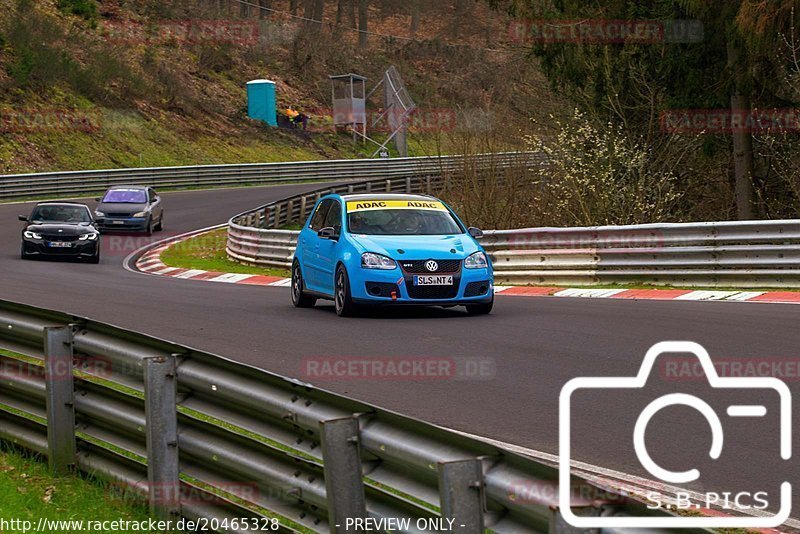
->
{"left": 291, "top": 193, "right": 494, "bottom": 316}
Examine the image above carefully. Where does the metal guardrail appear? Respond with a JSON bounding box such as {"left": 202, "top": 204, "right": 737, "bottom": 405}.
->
{"left": 0, "top": 153, "right": 531, "bottom": 201}
{"left": 227, "top": 153, "right": 539, "bottom": 269}
{"left": 0, "top": 299, "right": 674, "bottom": 533}
{"left": 228, "top": 178, "right": 800, "bottom": 288}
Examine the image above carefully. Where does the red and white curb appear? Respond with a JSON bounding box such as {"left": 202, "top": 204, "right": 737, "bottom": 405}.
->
{"left": 135, "top": 240, "right": 291, "bottom": 288}
{"left": 132, "top": 229, "right": 800, "bottom": 304}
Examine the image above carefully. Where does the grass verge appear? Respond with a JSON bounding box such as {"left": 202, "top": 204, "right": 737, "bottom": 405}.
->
{"left": 159, "top": 228, "right": 290, "bottom": 278}
{"left": 0, "top": 446, "right": 151, "bottom": 526}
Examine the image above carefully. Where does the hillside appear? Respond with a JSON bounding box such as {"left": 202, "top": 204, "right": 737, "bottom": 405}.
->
{"left": 0, "top": 0, "right": 562, "bottom": 174}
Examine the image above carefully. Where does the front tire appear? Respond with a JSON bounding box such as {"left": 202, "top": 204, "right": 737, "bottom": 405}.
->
{"left": 20, "top": 243, "right": 28, "bottom": 260}
{"left": 291, "top": 262, "right": 316, "bottom": 308}
{"left": 155, "top": 215, "right": 163, "bottom": 232}
{"left": 466, "top": 297, "right": 493, "bottom": 315}
{"left": 334, "top": 265, "right": 358, "bottom": 317}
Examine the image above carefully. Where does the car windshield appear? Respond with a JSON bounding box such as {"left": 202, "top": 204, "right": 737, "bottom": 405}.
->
{"left": 31, "top": 205, "right": 91, "bottom": 223}
{"left": 102, "top": 189, "right": 147, "bottom": 203}
{"left": 348, "top": 209, "right": 462, "bottom": 235}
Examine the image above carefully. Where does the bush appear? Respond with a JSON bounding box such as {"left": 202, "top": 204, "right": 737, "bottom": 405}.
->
{"left": 56, "top": 0, "right": 98, "bottom": 21}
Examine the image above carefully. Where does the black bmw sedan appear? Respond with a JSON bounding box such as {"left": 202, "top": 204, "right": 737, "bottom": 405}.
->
{"left": 19, "top": 203, "right": 101, "bottom": 263}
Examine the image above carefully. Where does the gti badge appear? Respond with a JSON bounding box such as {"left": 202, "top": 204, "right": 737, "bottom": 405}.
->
{"left": 425, "top": 260, "right": 438, "bottom": 272}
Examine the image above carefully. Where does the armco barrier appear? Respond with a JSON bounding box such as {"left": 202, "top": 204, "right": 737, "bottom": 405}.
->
{"left": 229, "top": 182, "right": 800, "bottom": 288}
{"left": 0, "top": 153, "right": 534, "bottom": 201}
{"left": 0, "top": 299, "right": 680, "bottom": 533}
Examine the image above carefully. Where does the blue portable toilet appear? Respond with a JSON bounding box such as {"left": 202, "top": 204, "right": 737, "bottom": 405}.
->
{"left": 247, "top": 79, "right": 277, "bottom": 127}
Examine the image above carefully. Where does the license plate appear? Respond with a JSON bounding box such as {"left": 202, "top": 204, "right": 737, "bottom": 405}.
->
{"left": 112, "top": 220, "right": 125, "bottom": 225}
{"left": 414, "top": 275, "right": 453, "bottom": 286}
{"left": 47, "top": 242, "right": 72, "bottom": 248}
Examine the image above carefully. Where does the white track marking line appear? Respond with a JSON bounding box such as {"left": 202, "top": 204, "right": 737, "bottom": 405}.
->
{"left": 444, "top": 427, "right": 800, "bottom": 530}
{"left": 676, "top": 290, "right": 740, "bottom": 301}
{"left": 725, "top": 291, "right": 766, "bottom": 301}
{"left": 151, "top": 267, "right": 180, "bottom": 275}
{"left": 269, "top": 278, "right": 293, "bottom": 287}
{"left": 208, "top": 273, "right": 255, "bottom": 283}
{"left": 555, "top": 288, "right": 627, "bottom": 298}
{"left": 138, "top": 264, "right": 166, "bottom": 272}
{"left": 173, "top": 269, "right": 207, "bottom": 279}
{"left": 493, "top": 286, "right": 512, "bottom": 293}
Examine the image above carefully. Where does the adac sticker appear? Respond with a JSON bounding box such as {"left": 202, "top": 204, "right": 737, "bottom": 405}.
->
{"left": 346, "top": 200, "right": 447, "bottom": 212}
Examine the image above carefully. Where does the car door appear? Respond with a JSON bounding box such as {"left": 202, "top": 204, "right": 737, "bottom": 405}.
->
{"left": 301, "top": 199, "right": 332, "bottom": 291}
{"left": 316, "top": 199, "right": 342, "bottom": 295}
{"left": 148, "top": 188, "right": 162, "bottom": 224}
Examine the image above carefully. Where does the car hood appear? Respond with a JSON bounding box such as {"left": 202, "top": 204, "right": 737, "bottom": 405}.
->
{"left": 26, "top": 223, "right": 94, "bottom": 236}
{"left": 348, "top": 234, "right": 481, "bottom": 259}
{"left": 97, "top": 202, "right": 147, "bottom": 214}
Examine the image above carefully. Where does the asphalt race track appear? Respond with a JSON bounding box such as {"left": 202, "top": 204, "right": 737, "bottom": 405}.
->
{"left": 1, "top": 184, "right": 798, "bottom": 521}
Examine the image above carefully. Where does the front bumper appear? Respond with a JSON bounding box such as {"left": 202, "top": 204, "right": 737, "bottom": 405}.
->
{"left": 96, "top": 217, "right": 149, "bottom": 232}
{"left": 351, "top": 266, "right": 493, "bottom": 305}
{"left": 22, "top": 239, "right": 98, "bottom": 258}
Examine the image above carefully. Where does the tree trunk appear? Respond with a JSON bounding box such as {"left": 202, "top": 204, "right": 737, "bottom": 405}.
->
{"left": 240, "top": 0, "right": 250, "bottom": 18}
{"left": 358, "top": 0, "right": 368, "bottom": 48}
{"left": 410, "top": 0, "right": 420, "bottom": 37}
{"left": 259, "top": 0, "right": 270, "bottom": 19}
{"left": 727, "top": 39, "right": 756, "bottom": 220}
{"left": 290, "top": 0, "right": 298, "bottom": 16}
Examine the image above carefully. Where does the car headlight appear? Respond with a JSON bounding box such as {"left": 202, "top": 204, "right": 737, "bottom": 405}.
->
{"left": 361, "top": 252, "right": 397, "bottom": 270}
{"left": 79, "top": 233, "right": 99, "bottom": 241}
{"left": 94, "top": 210, "right": 105, "bottom": 217}
{"left": 23, "top": 231, "right": 42, "bottom": 239}
{"left": 464, "top": 251, "right": 488, "bottom": 269}
{"left": 133, "top": 211, "right": 148, "bottom": 218}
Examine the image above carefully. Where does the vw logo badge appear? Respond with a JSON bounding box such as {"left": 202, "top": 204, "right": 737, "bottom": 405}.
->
{"left": 425, "top": 260, "right": 438, "bottom": 272}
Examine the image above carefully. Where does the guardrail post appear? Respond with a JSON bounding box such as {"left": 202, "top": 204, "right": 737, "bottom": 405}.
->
{"left": 262, "top": 207, "right": 269, "bottom": 228}
{"left": 365, "top": 182, "right": 372, "bottom": 193}
{"left": 286, "top": 200, "right": 295, "bottom": 225}
{"left": 144, "top": 354, "right": 180, "bottom": 521}
{"left": 385, "top": 179, "right": 392, "bottom": 192}
{"left": 320, "top": 416, "right": 366, "bottom": 531}
{"left": 299, "top": 197, "right": 307, "bottom": 221}
{"left": 438, "top": 459, "right": 484, "bottom": 533}
{"left": 405, "top": 177, "right": 412, "bottom": 193}
{"left": 44, "top": 326, "right": 76, "bottom": 475}
{"left": 274, "top": 204, "right": 282, "bottom": 228}
{"left": 426, "top": 176, "right": 432, "bottom": 194}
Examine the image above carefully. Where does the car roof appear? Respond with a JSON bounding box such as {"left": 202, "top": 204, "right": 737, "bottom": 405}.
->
{"left": 339, "top": 193, "right": 440, "bottom": 202}
{"left": 34, "top": 202, "right": 90, "bottom": 208}
{"left": 107, "top": 185, "right": 148, "bottom": 190}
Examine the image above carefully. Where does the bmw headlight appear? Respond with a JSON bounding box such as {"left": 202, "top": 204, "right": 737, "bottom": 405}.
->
{"left": 79, "top": 233, "right": 99, "bottom": 241}
{"left": 94, "top": 210, "right": 105, "bottom": 217}
{"left": 23, "top": 231, "right": 42, "bottom": 239}
{"left": 464, "top": 251, "right": 488, "bottom": 269}
{"left": 133, "top": 211, "right": 148, "bottom": 218}
{"left": 361, "top": 252, "right": 397, "bottom": 270}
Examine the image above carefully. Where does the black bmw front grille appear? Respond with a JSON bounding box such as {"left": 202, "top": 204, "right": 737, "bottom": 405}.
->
{"left": 42, "top": 234, "right": 78, "bottom": 242}
{"left": 399, "top": 259, "right": 461, "bottom": 274}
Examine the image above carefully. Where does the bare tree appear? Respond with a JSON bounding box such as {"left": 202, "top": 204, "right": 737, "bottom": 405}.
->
{"left": 358, "top": 0, "right": 368, "bottom": 48}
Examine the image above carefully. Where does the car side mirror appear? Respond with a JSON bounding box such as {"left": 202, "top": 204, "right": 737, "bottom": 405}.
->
{"left": 318, "top": 227, "right": 338, "bottom": 240}
{"left": 468, "top": 227, "right": 484, "bottom": 239}
{"left": 18, "top": 215, "right": 28, "bottom": 222}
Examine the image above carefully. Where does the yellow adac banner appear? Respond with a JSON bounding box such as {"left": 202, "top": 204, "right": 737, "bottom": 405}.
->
{"left": 347, "top": 198, "right": 447, "bottom": 213}
{"left": 346, "top": 199, "right": 447, "bottom": 212}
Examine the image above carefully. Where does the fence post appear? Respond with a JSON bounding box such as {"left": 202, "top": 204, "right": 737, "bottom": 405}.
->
{"left": 365, "top": 182, "right": 372, "bottom": 193}
{"left": 438, "top": 459, "right": 484, "bottom": 533}
{"left": 405, "top": 176, "right": 412, "bottom": 193}
{"left": 262, "top": 207, "right": 269, "bottom": 229}
{"left": 44, "top": 326, "right": 76, "bottom": 475}
{"left": 320, "top": 416, "right": 366, "bottom": 531}
{"left": 426, "top": 176, "right": 432, "bottom": 194}
{"left": 144, "top": 354, "right": 180, "bottom": 521}
{"left": 274, "top": 204, "right": 282, "bottom": 228}
{"left": 299, "top": 196, "right": 307, "bottom": 222}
